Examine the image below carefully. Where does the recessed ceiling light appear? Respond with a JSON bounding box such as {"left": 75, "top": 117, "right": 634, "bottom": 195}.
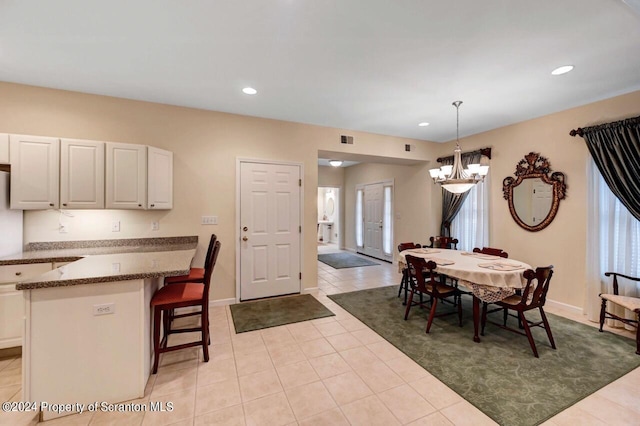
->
{"left": 242, "top": 87, "right": 257, "bottom": 95}
{"left": 551, "top": 65, "right": 574, "bottom": 76}
{"left": 418, "top": 122, "right": 430, "bottom": 127}
{"left": 329, "top": 160, "right": 343, "bottom": 167}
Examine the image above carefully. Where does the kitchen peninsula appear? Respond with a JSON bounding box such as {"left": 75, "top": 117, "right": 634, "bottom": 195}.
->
{"left": 1, "top": 236, "right": 197, "bottom": 421}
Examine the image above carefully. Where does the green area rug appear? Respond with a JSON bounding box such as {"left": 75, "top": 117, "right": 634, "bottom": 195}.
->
{"left": 328, "top": 286, "right": 640, "bottom": 426}
{"left": 230, "top": 294, "right": 334, "bottom": 333}
{"left": 318, "top": 252, "right": 379, "bottom": 269}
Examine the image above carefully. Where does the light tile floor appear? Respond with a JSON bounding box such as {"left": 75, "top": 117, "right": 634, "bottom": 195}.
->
{"left": 0, "top": 249, "right": 639, "bottom": 425}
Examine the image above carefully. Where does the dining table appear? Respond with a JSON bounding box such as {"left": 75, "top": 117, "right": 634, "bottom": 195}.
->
{"left": 398, "top": 248, "right": 532, "bottom": 342}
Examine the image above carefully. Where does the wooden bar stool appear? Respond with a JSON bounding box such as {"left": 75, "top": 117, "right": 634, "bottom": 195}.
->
{"left": 151, "top": 240, "right": 221, "bottom": 374}
{"left": 164, "top": 234, "right": 217, "bottom": 285}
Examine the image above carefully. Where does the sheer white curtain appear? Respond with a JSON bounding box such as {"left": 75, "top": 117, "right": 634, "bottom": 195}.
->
{"left": 451, "top": 173, "right": 490, "bottom": 252}
{"left": 585, "top": 159, "right": 640, "bottom": 324}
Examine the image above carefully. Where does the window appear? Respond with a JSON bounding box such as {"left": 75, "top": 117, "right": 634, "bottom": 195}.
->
{"left": 451, "top": 173, "right": 490, "bottom": 252}
{"left": 355, "top": 188, "right": 363, "bottom": 248}
{"left": 383, "top": 185, "right": 393, "bottom": 256}
{"left": 586, "top": 159, "right": 640, "bottom": 322}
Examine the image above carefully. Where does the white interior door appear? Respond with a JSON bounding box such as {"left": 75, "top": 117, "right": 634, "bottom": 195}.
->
{"left": 362, "top": 183, "right": 383, "bottom": 259}
{"left": 239, "top": 162, "right": 301, "bottom": 301}
{"left": 532, "top": 180, "right": 553, "bottom": 224}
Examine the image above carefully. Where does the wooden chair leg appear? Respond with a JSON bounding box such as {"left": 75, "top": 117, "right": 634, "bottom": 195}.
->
{"left": 425, "top": 298, "right": 438, "bottom": 333}
{"left": 599, "top": 299, "right": 607, "bottom": 332}
{"left": 635, "top": 312, "right": 640, "bottom": 356}
{"left": 201, "top": 303, "right": 210, "bottom": 362}
{"left": 152, "top": 306, "right": 162, "bottom": 374}
{"left": 404, "top": 290, "right": 415, "bottom": 320}
{"left": 457, "top": 295, "right": 463, "bottom": 327}
{"left": 539, "top": 307, "right": 556, "bottom": 349}
{"left": 481, "top": 302, "right": 488, "bottom": 336}
{"left": 519, "top": 311, "right": 539, "bottom": 358}
{"left": 397, "top": 271, "right": 405, "bottom": 298}
{"left": 503, "top": 307, "right": 508, "bottom": 326}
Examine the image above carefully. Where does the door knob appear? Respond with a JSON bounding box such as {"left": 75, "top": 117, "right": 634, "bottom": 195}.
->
{"left": 242, "top": 236, "right": 248, "bottom": 241}
{"left": 243, "top": 226, "right": 248, "bottom": 232}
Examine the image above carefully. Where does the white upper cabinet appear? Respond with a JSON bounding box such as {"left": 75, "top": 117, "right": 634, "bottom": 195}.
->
{"left": 10, "top": 135, "right": 60, "bottom": 209}
{"left": 105, "top": 142, "right": 147, "bottom": 210}
{"left": 147, "top": 147, "right": 173, "bottom": 210}
{"left": 0, "top": 133, "right": 8, "bottom": 164}
{"left": 60, "top": 139, "right": 105, "bottom": 209}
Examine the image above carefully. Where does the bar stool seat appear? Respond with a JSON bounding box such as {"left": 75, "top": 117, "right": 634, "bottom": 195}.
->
{"left": 151, "top": 240, "right": 221, "bottom": 374}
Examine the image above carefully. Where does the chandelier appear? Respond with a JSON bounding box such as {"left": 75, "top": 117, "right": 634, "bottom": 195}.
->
{"left": 429, "top": 101, "right": 489, "bottom": 194}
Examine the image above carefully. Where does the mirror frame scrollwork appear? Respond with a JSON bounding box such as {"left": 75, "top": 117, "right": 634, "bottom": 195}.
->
{"left": 503, "top": 152, "right": 567, "bottom": 232}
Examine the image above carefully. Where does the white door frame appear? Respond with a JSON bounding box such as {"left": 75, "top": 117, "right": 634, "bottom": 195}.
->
{"left": 356, "top": 179, "right": 394, "bottom": 262}
{"left": 235, "top": 158, "right": 305, "bottom": 303}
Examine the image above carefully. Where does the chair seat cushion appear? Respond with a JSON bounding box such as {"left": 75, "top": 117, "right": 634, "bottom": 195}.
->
{"left": 165, "top": 268, "right": 205, "bottom": 284}
{"left": 600, "top": 294, "right": 640, "bottom": 312}
{"left": 151, "top": 283, "right": 204, "bottom": 306}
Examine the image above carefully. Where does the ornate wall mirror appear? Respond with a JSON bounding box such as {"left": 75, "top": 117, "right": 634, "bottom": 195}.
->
{"left": 503, "top": 152, "right": 567, "bottom": 232}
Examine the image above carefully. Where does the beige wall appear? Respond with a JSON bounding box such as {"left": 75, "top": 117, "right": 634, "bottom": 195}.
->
{"left": 3, "top": 81, "right": 638, "bottom": 309}
{"left": 0, "top": 82, "right": 433, "bottom": 302}
{"left": 342, "top": 163, "right": 440, "bottom": 256}
{"left": 430, "top": 90, "right": 640, "bottom": 309}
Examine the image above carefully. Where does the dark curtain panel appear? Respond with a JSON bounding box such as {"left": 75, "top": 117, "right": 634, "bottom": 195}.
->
{"left": 582, "top": 116, "right": 640, "bottom": 221}
{"left": 440, "top": 151, "right": 482, "bottom": 236}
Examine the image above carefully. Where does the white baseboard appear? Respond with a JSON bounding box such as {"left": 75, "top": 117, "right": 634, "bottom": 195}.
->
{"left": 545, "top": 299, "right": 583, "bottom": 316}
{"left": 302, "top": 287, "right": 319, "bottom": 294}
{"left": 210, "top": 297, "right": 236, "bottom": 307}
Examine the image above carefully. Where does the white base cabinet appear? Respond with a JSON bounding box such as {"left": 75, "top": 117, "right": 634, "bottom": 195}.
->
{"left": 22, "top": 278, "right": 160, "bottom": 421}
{"left": 0, "top": 263, "right": 52, "bottom": 349}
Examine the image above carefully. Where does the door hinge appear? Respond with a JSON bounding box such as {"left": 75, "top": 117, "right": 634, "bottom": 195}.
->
{"left": 299, "top": 272, "right": 302, "bottom": 280}
{"left": 299, "top": 178, "right": 302, "bottom": 187}
{"left": 299, "top": 225, "right": 302, "bottom": 233}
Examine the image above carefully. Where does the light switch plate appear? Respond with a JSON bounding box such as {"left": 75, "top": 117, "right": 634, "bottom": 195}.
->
{"left": 201, "top": 216, "right": 218, "bottom": 225}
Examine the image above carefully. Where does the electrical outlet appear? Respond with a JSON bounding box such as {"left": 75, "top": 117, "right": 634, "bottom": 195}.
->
{"left": 201, "top": 216, "right": 218, "bottom": 225}
{"left": 59, "top": 224, "right": 68, "bottom": 233}
{"left": 151, "top": 221, "right": 159, "bottom": 231}
{"left": 111, "top": 220, "right": 120, "bottom": 232}
{"left": 93, "top": 303, "right": 115, "bottom": 316}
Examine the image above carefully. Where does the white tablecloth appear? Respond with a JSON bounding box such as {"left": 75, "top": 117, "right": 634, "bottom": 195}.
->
{"left": 399, "top": 248, "right": 532, "bottom": 302}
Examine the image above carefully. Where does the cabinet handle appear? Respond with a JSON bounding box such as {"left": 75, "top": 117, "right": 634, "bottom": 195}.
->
{"left": 49, "top": 203, "right": 54, "bottom": 207}
{"left": 138, "top": 204, "right": 142, "bottom": 207}
{"left": 15, "top": 272, "right": 22, "bottom": 276}
{"left": 150, "top": 204, "right": 155, "bottom": 208}
{"left": 63, "top": 203, "right": 67, "bottom": 207}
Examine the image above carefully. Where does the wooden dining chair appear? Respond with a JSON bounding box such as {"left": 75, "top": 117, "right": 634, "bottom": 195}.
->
{"left": 397, "top": 242, "right": 422, "bottom": 304}
{"left": 428, "top": 236, "right": 459, "bottom": 250}
{"left": 151, "top": 240, "right": 221, "bottom": 374}
{"left": 473, "top": 247, "right": 509, "bottom": 258}
{"left": 599, "top": 272, "right": 640, "bottom": 355}
{"left": 481, "top": 265, "right": 555, "bottom": 358}
{"left": 164, "top": 234, "right": 217, "bottom": 285}
{"left": 404, "top": 255, "right": 462, "bottom": 333}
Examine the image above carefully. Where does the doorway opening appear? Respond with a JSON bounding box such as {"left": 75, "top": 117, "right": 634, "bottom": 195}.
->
{"left": 317, "top": 187, "right": 340, "bottom": 251}
{"left": 356, "top": 180, "right": 394, "bottom": 263}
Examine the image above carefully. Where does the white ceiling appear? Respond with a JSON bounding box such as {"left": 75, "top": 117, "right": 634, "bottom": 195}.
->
{"left": 1, "top": 1, "right": 639, "bottom": 142}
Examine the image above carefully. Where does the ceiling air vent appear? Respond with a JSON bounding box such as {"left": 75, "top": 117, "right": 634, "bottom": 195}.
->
{"left": 340, "top": 135, "right": 354, "bottom": 144}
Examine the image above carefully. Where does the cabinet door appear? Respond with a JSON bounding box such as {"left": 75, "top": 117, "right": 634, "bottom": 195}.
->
{"left": 147, "top": 147, "right": 173, "bottom": 210}
{"left": 0, "top": 262, "right": 52, "bottom": 349}
{"left": 60, "top": 139, "right": 105, "bottom": 209}
{"left": 105, "top": 142, "right": 147, "bottom": 210}
{"left": 0, "top": 133, "right": 8, "bottom": 164}
{"left": 9, "top": 135, "right": 60, "bottom": 210}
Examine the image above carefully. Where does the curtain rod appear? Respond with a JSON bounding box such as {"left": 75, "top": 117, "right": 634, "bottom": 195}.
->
{"left": 569, "top": 128, "right": 584, "bottom": 137}
{"left": 437, "top": 147, "right": 491, "bottom": 163}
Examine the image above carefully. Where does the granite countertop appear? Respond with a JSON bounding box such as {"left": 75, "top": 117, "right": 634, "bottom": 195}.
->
{"left": 0, "top": 236, "right": 198, "bottom": 265}
{"left": 16, "top": 249, "right": 196, "bottom": 290}
{"left": 1, "top": 236, "right": 200, "bottom": 290}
